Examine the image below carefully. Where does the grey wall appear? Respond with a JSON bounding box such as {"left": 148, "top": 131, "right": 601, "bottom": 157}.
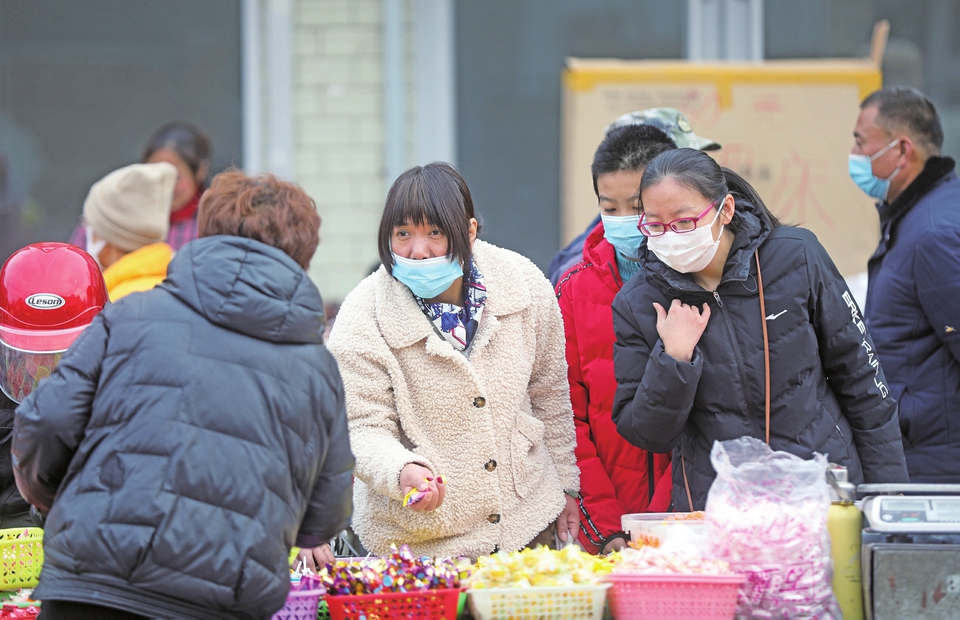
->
{"left": 765, "top": 0, "right": 960, "bottom": 157}
{"left": 455, "top": 0, "right": 960, "bottom": 273}
{"left": 455, "top": 0, "right": 684, "bottom": 271}
{"left": 0, "top": 0, "right": 242, "bottom": 261}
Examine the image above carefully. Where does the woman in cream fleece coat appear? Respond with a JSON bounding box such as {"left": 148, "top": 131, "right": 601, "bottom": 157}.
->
{"left": 327, "top": 163, "right": 579, "bottom": 559}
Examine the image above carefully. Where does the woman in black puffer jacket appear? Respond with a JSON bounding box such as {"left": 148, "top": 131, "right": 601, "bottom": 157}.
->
{"left": 611, "top": 148, "right": 909, "bottom": 511}
{"left": 13, "top": 171, "right": 354, "bottom": 620}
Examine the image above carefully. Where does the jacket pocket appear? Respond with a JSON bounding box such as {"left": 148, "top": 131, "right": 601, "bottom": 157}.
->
{"left": 831, "top": 422, "right": 852, "bottom": 464}
{"left": 511, "top": 414, "right": 546, "bottom": 499}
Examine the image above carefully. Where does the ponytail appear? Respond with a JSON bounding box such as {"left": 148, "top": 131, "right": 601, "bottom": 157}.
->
{"left": 721, "top": 167, "right": 780, "bottom": 230}
{"left": 641, "top": 148, "right": 782, "bottom": 231}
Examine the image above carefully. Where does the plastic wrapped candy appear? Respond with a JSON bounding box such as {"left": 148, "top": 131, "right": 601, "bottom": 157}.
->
{"left": 612, "top": 545, "right": 734, "bottom": 575}
{"left": 627, "top": 533, "right": 662, "bottom": 549}
{"left": 289, "top": 574, "right": 322, "bottom": 592}
{"left": 319, "top": 545, "right": 462, "bottom": 596}
{"left": 402, "top": 488, "right": 428, "bottom": 507}
{"left": 402, "top": 476, "right": 450, "bottom": 507}
{"left": 0, "top": 603, "right": 39, "bottom": 619}
{"left": 469, "top": 545, "right": 612, "bottom": 589}
{"left": 613, "top": 519, "right": 729, "bottom": 575}
{"left": 705, "top": 437, "right": 841, "bottom": 620}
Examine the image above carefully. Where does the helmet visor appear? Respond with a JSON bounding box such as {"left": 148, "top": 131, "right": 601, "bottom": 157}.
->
{"left": 0, "top": 323, "right": 88, "bottom": 353}
{"left": 0, "top": 339, "right": 65, "bottom": 404}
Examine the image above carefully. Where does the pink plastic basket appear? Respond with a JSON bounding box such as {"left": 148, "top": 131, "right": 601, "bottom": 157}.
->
{"left": 270, "top": 580, "right": 326, "bottom": 620}
{"left": 605, "top": 573, "right": 745, "bottom": 620}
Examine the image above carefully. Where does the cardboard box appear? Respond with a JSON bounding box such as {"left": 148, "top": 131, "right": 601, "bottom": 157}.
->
{"left": 561, "top": 58, "right": 882, "bottom": 277}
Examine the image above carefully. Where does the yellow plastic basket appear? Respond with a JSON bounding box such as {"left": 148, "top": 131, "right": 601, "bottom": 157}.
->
{"left": 468, "top": 584, "right": 611, "bottom": 620}
{"left": 0, "top": 528, "right": 43, "bottom": 590}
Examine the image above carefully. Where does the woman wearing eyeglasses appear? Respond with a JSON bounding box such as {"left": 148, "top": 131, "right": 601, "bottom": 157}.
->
{"left": 555, "top": 123, "right": 680, "bottom": 555}
{"left": 611, "top": 148, "right": 909, "bottom": 511}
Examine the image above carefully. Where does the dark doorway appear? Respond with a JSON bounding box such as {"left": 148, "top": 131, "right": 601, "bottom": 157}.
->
{"left": 0, "top": 0, "right": 242, "bottom": 262}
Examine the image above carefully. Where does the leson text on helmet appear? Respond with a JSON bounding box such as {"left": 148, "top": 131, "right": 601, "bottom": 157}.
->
{"left": 25, "top": 294, "right": 66, "bottom": 310}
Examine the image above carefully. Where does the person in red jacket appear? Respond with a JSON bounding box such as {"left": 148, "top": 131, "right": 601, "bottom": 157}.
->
{"left": 556, "top": 109, "right": 720, "bottom": 554}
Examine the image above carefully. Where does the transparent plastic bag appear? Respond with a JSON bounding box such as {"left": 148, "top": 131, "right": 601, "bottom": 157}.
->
{"left": 705, "top": 436, "right": 841, "bottom": 620}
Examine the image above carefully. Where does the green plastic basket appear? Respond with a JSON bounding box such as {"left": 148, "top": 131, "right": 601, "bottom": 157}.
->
{"left": 0, "top": 529, "right": 43, "bottom": 591}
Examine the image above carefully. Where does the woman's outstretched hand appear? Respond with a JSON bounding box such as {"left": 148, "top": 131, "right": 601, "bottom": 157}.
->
{"left": 653, "top": 299, "right": 711, "bottom": 363}
{"left": 297, "top": 544, "right": 335, "bottom": 572}
{"left": 555, "top": 494, "right": 580, "bottom": 545}
{"left": 399, "top": 463, "right": 446, "bottom": 512}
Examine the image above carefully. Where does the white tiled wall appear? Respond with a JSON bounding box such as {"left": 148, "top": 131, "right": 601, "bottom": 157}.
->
{"left": 295, "top": 0, "right": 411, "bottom": 303}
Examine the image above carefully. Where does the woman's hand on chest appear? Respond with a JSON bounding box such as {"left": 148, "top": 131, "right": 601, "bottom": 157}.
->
{"left": 653, "top": 299, "right": 711, "bottom": 363}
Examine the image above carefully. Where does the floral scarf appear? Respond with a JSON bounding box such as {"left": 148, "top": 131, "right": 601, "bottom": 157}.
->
{"left": 415, "top": 259, "right": 487, "bottom": 352}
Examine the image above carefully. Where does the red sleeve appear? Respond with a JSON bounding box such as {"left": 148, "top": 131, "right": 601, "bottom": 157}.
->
{"left": 557, "top": 278, "right": 629, "bottom": 554}
{"left": 648, "top": 456, "right": 673, "bottom": 513}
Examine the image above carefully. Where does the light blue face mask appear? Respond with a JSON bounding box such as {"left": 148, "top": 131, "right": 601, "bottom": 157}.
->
{"left": 600, "top": 213, "right": 645, "bottom": 257}
{"left": 848, "top": 139, "right": 901, "bottom": 200}
{"left": 391, "top": 253, "right": 464, "bottom": 299}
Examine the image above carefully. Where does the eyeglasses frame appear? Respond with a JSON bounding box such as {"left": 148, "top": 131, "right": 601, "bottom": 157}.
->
{"left": 638, "top": 197, "right": 724, "bottom": 237}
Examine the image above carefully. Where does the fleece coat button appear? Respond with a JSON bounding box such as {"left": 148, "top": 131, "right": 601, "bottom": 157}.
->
{"left": 485, "top": 459, "right": 497, "bottom": 472}
{"left": 488, "top": 513, "right": 501, "bottom": 524}
{"left": 473, "top": 396, "right": 486, "bottom": 408}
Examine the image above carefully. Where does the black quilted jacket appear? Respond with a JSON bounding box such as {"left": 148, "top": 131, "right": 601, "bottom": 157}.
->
{"left": 611, "top": 202, "right": 909, "bottom": 510}
{"left": 0, "top": 394, "right": 30, "bottom": 528}
{"left": 12, "top": 236, "right": 354, "bottom": 620}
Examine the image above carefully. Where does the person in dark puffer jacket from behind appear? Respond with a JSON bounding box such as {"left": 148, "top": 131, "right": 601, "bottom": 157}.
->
{"left": 13, "top": 170, "right": 355, "bottom": 620}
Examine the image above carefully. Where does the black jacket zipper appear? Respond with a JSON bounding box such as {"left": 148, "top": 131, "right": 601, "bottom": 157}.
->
{"left": 710, "top": 290, "right": 755, "bottom": 426}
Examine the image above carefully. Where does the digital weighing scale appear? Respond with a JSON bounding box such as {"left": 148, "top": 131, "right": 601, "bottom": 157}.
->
{"left": 860, "top": 484, "right": 960, "bottom": 620}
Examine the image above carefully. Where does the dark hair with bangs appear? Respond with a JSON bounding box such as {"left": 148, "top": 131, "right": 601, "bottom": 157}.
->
{"left": 377, "top": 162, "right": 481, "bottom": 275}
{"left": 592, "top": 125, "right": 677, "bottom": 196}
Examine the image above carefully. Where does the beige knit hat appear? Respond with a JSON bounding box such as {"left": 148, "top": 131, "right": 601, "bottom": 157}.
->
{"left": 83, "top": 162, "right": 177, "bottom": 252}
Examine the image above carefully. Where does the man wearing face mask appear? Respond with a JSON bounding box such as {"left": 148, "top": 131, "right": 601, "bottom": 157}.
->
{"left": 851, "top": 86, "right": 960, "bottom": 483}
{"left": 555, "top": 111, "right": 720, "bottom": 553}
{"left": 83, "top": 162, "right": 177, "bottom": 301}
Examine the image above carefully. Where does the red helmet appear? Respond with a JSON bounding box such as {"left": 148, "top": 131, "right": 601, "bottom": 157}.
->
{"left": 0, "top": 243, "right": 108, "bottom": 402}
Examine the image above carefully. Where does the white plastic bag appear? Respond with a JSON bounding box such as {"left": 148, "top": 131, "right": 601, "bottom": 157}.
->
{"left": 705, "top": 436, "right": 841, "bottom": 620}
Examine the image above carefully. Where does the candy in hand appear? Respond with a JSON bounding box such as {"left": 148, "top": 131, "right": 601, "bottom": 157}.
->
{"left": 403, "top": 488, "right": 429, "bottom": 507}
{"left": 402, "top": 475, "right": 449, "bottom": 507}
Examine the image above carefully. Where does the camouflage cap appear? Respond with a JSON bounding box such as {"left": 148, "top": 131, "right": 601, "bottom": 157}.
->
{"left": 604, "top": 108, "right": 721, "bottom": 151}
